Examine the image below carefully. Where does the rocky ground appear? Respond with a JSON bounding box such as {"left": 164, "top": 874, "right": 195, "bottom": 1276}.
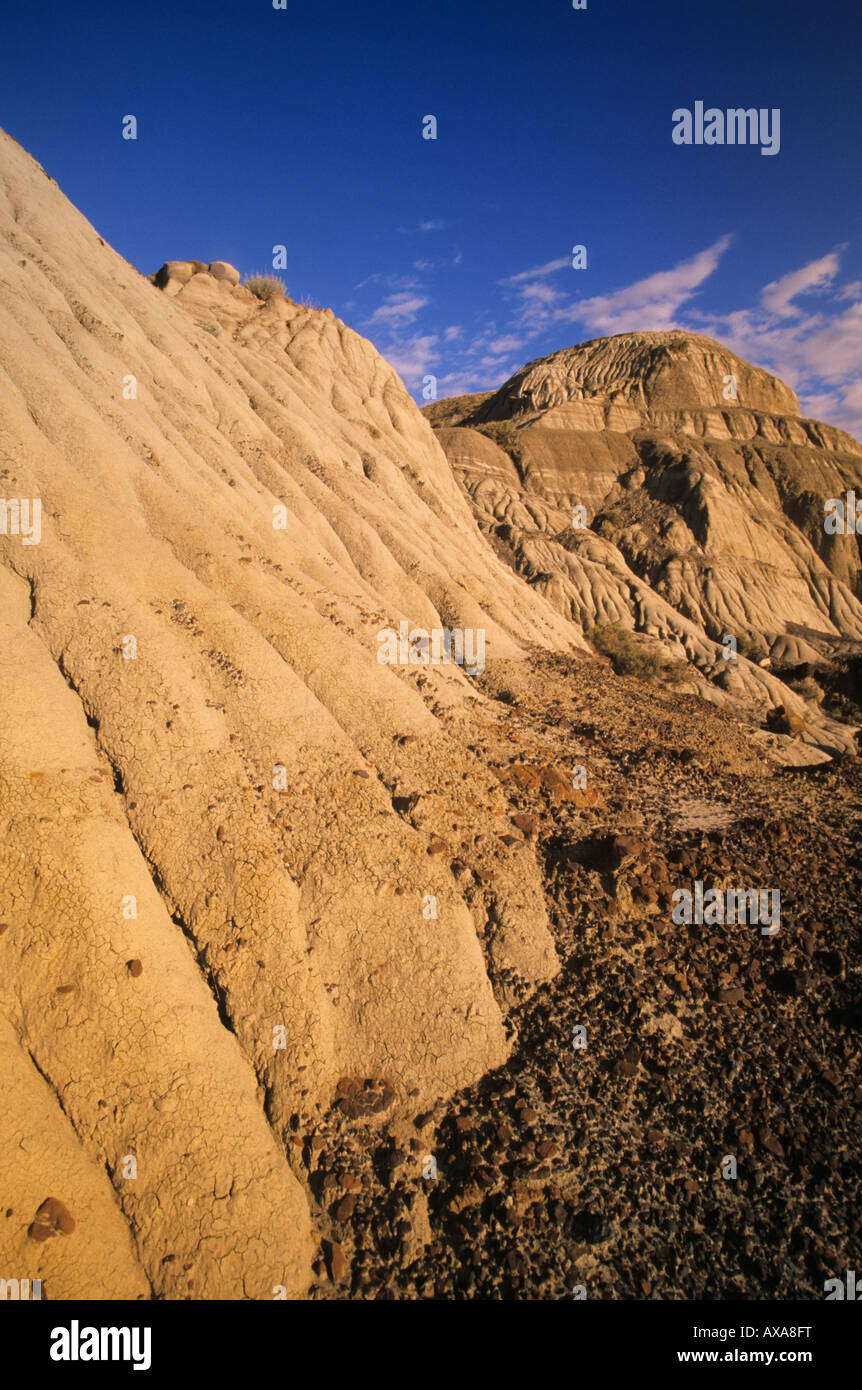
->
{"left": 300, "top": 650, "right": 861, "bottom": 1299}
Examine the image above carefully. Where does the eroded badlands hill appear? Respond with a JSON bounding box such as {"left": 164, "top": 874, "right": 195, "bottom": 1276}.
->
{"left": 0, "top": 128, "right": 578, "bottom": 1298}
{"left": 1, "top": 124, "right": 859, "bottom": 1303}
{"left": 428, "top": 333, "right": 862, "bottom": 760}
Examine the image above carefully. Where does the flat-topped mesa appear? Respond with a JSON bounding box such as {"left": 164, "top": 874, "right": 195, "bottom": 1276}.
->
{"left": 468, "top": 331, "right": 801, "bottom": 429}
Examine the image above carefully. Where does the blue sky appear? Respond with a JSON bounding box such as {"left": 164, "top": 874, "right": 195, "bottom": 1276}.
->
{"left": 2, "top": 0, "right": 861, "bottom": 432}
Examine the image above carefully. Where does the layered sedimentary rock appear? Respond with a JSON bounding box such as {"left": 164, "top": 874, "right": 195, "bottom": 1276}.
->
{"left": 429, "top": 333, "right": 862, "bottom": 757}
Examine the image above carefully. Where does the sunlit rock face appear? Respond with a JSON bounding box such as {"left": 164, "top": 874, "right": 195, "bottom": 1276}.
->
{"left": 429, "top": 332, "right": 862, "bottom": 759}
{"left": 0, "top": 126, "right": 579, "bottom": 1299}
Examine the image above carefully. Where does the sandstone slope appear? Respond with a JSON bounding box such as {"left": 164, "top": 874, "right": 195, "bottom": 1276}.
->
{"left": 0, "top": 127, "right": 577, "bottom": 1298}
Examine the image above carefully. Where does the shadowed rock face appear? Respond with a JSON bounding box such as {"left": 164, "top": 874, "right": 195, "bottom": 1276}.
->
{"left": 428, "top": 334, "right": 862, "bottom": 760}
{"left": 0, "top": 127, "right": 577, "bottom": 1298}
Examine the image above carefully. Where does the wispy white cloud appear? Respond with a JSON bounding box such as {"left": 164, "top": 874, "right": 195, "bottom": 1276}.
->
{"left": 409, "top": 252, "right": 462, "bottom": 274}
{"left": 382, "top": 333, "right": 439, "bottom": 384}
{"left": 355, "top": 270, "right": 422, "bottom": 292}
{"left": 759, "top": 250, "right": 842, "bottom": 317}
{"left": 836, "top": 280, "right": 862, "bottom": 301}
{"left": 396, "top": 219, "right": 451, "bottom": 234}
{"left": 501, "top": 256, "right": 571, "bottom": 285}
{"left": 551, "top": 235, "right": 734, "bottom": 335}
{"left": 692, "top": 253, "right": 862, "bottom": 434}
{"left": 365, "top": 292, "right": 430, "bottom": 327}
{"left": 486, "top": 334, "right": 525, "bottom": 354}
{"left": 496, "top": 237, "right": 734, "bottom": 337}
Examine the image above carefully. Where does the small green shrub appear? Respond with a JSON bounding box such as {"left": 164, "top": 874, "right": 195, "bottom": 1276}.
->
{"left": 662, "top": 658, "right": 692, "bottom": 686}
{"left": 589, "top": 623, "right": 661, "bottom": 679}
{"left": 589, "top": 623, "right": 689, "bottom": 685}
{"left": 736, "top": 632, "right": 769, "bottom": 663}
{"left": 473, "top": 421, "right": 523, "bottom": 467}
{"left": 244, "top": 273, "right": 288, "bottom": 301}
{"left": 786, "top": 675, "right": 824, "bottom": 702}
{"left": 597, "top": 508, "right": 625, "bottom": 532}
